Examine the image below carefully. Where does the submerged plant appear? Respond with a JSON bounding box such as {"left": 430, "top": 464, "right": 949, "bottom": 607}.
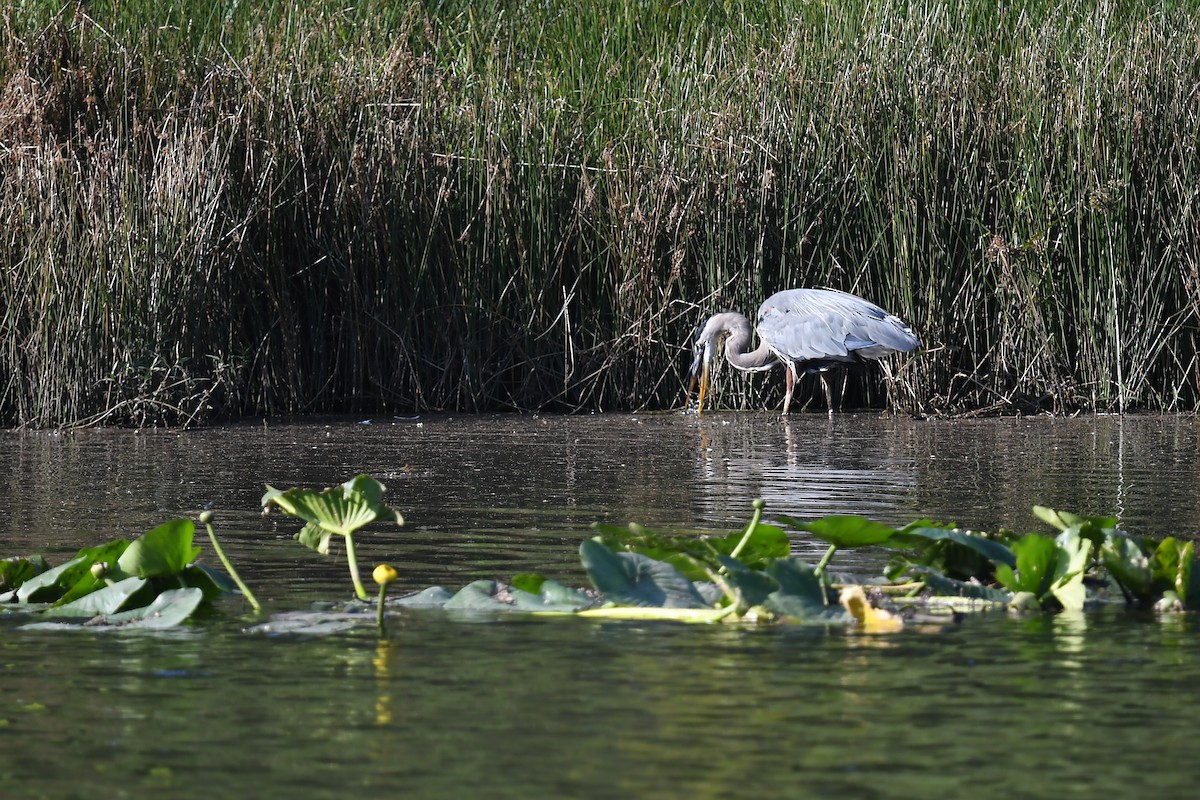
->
{"left": 262, "top": 475, "right": 404, "bottom": 601}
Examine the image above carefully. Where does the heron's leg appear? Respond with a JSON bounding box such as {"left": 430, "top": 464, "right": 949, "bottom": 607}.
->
{"left": 783, "top": 367, "right": 795, "bottom": 415}
{"left": 821, "top": 373, "right": 834, "bottom": 416}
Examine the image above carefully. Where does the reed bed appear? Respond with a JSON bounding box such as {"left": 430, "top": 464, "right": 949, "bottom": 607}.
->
{"left": 2, "top": 0, "right": 1199, "bottom": 425}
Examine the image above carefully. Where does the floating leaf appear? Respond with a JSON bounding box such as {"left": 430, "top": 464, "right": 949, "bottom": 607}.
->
{"left": 179, "top": 563, "right": 239, "bottom": 601}
{"left": 16, "top": 556, "right": 90, "bottom": 604}
{"left": 591, "top": 521, "right": 787, "bottom": 577}
{"left": 1049, "top": 530, "right": 1092, "bottom": 612}
{"left": 53, "top": 540, "right": 133, "bottom": 606}
{"left": 103, "top": 588, "right": 205, "bottom": 629}
{"left": 117, "top": 520, "right": 199, "bottom": 580}
{"left": 714, "top": 524, "right": 790, "bottom": 568}
{"left": 537, "top": 580, "right": 595, "bottom": 609}
{"left": 20, "top": 588, "right": 205, "bottom": 631}
{"left": 580, "top": 539, "right": 709, "bottom": 608}
{"left": 779, "top": 515, "right": 897, "bottom": 548}
{"left": 442, "top": 580, "right": 587, "bottom": 613}
{"left": 250, "top": 614, "right": 361, "bottom": 636}
{"left": 995, "top": 534, "right": 1057, "bottom": 599}
{"left": 393, "top": 587, "right": 454, "bottom": 608}
{"left": 716, "top": 555, "right": 776, "bottom": 609}
{"left": 893, "top": 526, "right": 1017, "bottom": 569}
{"left": 0, "top": 556, "right": 48, "bottom": 592}
{"left": 42, "top": 577, "right": 150, "bottom": 618}
{"left": 444, "top": 580, "right": 520, "bottom": 610}
{"left": 1033, "top": 507, "right": 1118, "bottom": 533}
{"left": 908, "top": 566, "right": 1012, "bottom": 603}
{"left": 1149, "top": 538, "right": 1194, "bottom": 606}
{"left": 262, "top": 475, "right": 404, "bottom": 550}
{"left": 511, "top": 573, "right": 546, "bottom": 595}
{"left": 763, "top": 558, "right": 833, "bottom": 621}
{"left": 1102, "top": 532, "right": 1152, "bottom": 599}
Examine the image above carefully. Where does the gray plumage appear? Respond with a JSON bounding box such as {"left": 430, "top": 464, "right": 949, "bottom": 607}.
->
{"left": 688, "top": 288, "right": 920, "bottom": 414}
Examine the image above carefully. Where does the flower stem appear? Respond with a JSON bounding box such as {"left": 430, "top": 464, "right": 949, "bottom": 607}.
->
{"left": 344, "top": 533, "right": 369, "bottom": 600}
{"left": 376, "top": 583, "right": 389, "bottom": 633}
{"left": 199, "top": 512, "right": 263, "bottom": 614}
{"left": 729, "top": 499, "right": 766, "bottom": 562}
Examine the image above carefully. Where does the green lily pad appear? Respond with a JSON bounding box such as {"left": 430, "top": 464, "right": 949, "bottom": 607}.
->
{"left": 1049, "top": 530, "right": 1092, "bottom": 611}
{"left": 104, "top": 588, "right": 205, "bottom": 629}
{"left": 995, "top": 534, "right": 1057, "bottom": 599}
{"left": 263, "top": 474, "right": 404, "bottom": 555}
{"left": 1033, "top": 506, "right": 1118, "bottom": 533}
{"left": 779, "top": 515, "right": 897, "bottom": 548}
{"left": 717, "top": 555, "right": 777, "bottom": 609}
{"left": 393, "top": 586, "right": 454, "bottom": 608}
{"left": 42, "top": 577, "right": 150, "bottom": 618}
{"left": 53, "top": 540, "right": 134, "bottom": 606}
{"left": 763, "top": 558, "right": 833, "bottom": 621}
{"left": 892, "top": 526, "right": 1017, "bottom": 568}
{"left": 16, "top": 556, "right": 89, "bottom": 604}
{"left": 117, "top": 520, "right": 199, "bottom": 580}
{"left": 909, "top": 565, "right": 1012, "bottom": 603}
{"left": 20, "top": 587, "right": 205, "bottom": 631}
{"left": 580, "top": 539, "right": 709, "bottom": 608}
{"left": 0, "top": 556, "right": 49, "bottom": 592}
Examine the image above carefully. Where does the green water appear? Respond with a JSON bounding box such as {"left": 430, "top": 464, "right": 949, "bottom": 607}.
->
{"left": 3, "top": 414, "right": 1200, "bottom": 797}
{"left": 5, "top": 609, "right": 1199, "bottom": 799}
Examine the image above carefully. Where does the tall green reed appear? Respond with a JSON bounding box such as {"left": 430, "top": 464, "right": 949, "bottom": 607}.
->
{"left": 2, "top": 0, "right": 1198, "bottom": 425}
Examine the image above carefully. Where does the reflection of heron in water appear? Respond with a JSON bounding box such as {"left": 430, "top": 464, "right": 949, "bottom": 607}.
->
{"left": 687, "top": 288, "right": 921, "bottom": 414}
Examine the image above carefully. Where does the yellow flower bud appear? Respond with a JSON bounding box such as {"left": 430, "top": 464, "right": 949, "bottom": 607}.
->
{"left": 373, "top": 564, "right": 398, "bottom": 585}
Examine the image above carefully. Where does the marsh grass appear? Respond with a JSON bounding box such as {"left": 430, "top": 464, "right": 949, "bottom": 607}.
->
{"left": 2, "top": 0, "right": 1199, "bottom": 425}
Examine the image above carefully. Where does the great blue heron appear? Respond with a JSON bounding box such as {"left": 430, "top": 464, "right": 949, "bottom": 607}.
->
{"left": 687, "top": 288, "right": 921, "bottom": 414}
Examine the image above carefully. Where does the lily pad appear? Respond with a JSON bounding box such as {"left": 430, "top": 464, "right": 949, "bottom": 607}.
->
{"left": 892, "top": 526, "right": 1016, "bottom": 569}
{"left": 16, "top": 556, "right": 90, "bottom": 604}
{"left": 0, "top": 555, "right": 48, "bottom": 592}
{"left": 42, "top": 577, "right": 150, "bottom": 618}
{"left": 103, "top": 588, "right": 205, "bottom": 629}
{"left": 580, "top": 539, "right": 710, "bottom": 608}
{"left": 393, "top": 586, "right": 455, "bottom": 608}
{"left": 117, "top": 520, "right": 199, "bottom": 580}
{"left": 995, "top": 534, "right": 1057, "bottom": 599}
{"left": 909, "top": 565, "right": 1012, "bottom": 603}
{"left": 1049, "top": 530, "right": 1092, "bottom": 611}
{"left": 717, "top": 555, "right": 777, "bottom": 609}
{"left": 779, "top": 515, "right": 897, "bottom": 548}
{"left": 262, "top": 475, "right": 404, "bottom": 555}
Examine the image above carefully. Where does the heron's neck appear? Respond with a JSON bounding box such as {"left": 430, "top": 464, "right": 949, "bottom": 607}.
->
{"left": 724, "top": 323, "right": 777, "bottom": 372}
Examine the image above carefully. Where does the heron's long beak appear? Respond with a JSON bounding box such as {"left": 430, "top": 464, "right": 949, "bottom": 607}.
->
{"left": 686, "top": 341, "right": 714, "bottom": 414}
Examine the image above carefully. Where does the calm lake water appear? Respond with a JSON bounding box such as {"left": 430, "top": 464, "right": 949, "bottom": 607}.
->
{"left": 3, "top": 413, "right": 1200, "bottom": 798}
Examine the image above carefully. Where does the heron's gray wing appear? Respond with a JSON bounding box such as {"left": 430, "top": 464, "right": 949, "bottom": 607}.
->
{"left": 756, "top": 288, "right": 920, "bottom": 363}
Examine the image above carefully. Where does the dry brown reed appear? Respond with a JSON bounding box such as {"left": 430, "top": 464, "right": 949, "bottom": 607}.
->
{"left": 2, "top": 1, "right": 1199, "bottom": 425}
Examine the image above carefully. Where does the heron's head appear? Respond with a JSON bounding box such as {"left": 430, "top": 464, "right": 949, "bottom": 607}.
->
{"left": 686, "top": 316, "right": 727, "bottom": 413}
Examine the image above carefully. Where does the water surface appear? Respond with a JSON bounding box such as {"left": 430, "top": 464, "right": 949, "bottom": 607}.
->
{"left": 2, "top": 413, "right": 1199, "bottom": 798}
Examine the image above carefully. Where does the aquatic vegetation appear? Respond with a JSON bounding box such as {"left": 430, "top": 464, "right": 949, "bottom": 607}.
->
{"left": 199, "top": 510, "right": 263, "bottom": 613}
{"left": 262, "top": 475, "right": 405, "bottom": 601}
{"left": 4, "top": 471, "right": 1199, "bottom": 634}
{"left": 373, "top": 564, "right": 398, "bottom": 633}
{"left": 392, "top": 500, "right": 1200, "bottom": 628}
{"left": 0, "top": 519, "right": 237, "bottom": 630}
